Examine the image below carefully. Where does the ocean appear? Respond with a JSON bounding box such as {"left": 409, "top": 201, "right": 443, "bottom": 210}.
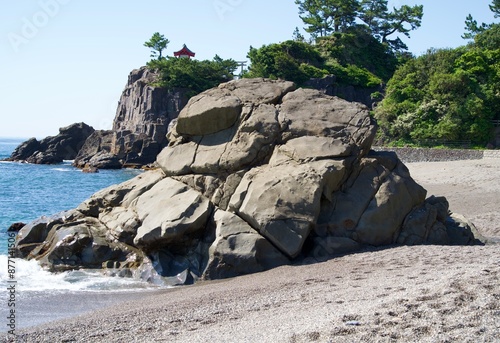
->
{"left": 0, "top": 138, "right": 163, "bottom": 331}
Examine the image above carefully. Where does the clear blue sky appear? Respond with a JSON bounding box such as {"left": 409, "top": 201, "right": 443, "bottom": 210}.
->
{"left": 0, "top": 0, "right": 495, "bottom": 138}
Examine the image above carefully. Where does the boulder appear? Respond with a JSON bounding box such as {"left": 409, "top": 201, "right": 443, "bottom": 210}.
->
{"left": 278, "top": 88, "right": 377, "bottom": 156}
{"left": 227, "top": 157, "right": 335, "bottom": 258}
{"left": 397, "top": 196, "right": 450, "bottom": 245}
{"left": 15, "top": 210, "right": 84, "bottom": 258}
{"left": 133, "top": 177, "right": 213, "bottom": 250}
{"left": 34, "top": 217, "right": 138, "bottom": 272}
{"left": 158, "top": 102, "right": 282, "bottom": 177}
{"left": 204, "top": 210, "right": 289, "bottom": 279}
{"left": 176, "top": 92, "right": 242, "bottom": 136}
{"left": 14, "top": 78, "right": 483, "bottom": 284}
{"left": 77, "top": 169, "right": 165, "bottom": 217}
{"left": 6, "top": 138, "right": 39, "bottom": 161}
{"left": 445, "top": 213, "right": 484, "bottom": 245}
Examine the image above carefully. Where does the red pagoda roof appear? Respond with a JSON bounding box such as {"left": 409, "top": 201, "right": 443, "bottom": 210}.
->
{"left": 174, "top": 44, "right": 195, "bottom": 58}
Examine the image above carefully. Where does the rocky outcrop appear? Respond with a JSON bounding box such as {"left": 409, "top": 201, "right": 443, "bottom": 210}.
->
{"left": 73, "top": 130, "right": 121, "bottom": 169}
{"left": 14, "top": 79, "right": 482, "bottom": 285}
{"left": 74, "top": 67, "right": 190, "bottom": 169}
{"left": 7, "top": 222, "right": 25, "bottom": 232}
{"left": 5, "top": 123, "right": 94, "bottom": 164}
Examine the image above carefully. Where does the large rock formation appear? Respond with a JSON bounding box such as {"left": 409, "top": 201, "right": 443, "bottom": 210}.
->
{"left": 14, "top": 79, "right": 481, "bottom": 285}
{"left": 74, "top": 67, "right": 190, "bottom": 168}
{"left": 5, "top": 123, "right": 94, "bottom": 164}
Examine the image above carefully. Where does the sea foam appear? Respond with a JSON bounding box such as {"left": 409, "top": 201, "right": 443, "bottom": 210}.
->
{"left": 0, "top": 255, "right": 158, "bottom": 292}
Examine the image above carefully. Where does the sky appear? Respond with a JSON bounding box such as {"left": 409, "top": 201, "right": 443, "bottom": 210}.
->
{"left": 0, "top": 0, "right": 496, "bottom": 139}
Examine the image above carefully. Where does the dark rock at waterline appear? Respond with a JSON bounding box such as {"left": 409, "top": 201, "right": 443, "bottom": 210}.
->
{"left": 73, "top": 130, "right": 122, "bottom": 169}
{"left": 5, "top": 123, "right": 94, "bottom": 164}
{"left": 7, "top": 222, "right": 25, "bottom": 232}
{"left": 82, "top": 165, "right": 99, "bottom": 173}
{"left": 14, "top": 78, "right": 483, "bottom": 285}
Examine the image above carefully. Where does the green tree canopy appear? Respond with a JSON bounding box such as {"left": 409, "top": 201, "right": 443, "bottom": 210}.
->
{"left": 246, "top": 40, "right": 327, "bottom": 85}
{"left": 245, "top": 33, "right": 394, "bottom": 88}
{"left": 316, "top": 25, "right": 398, "bottom": 81}
{"left": 374, "top": 24, "right": 500, "bottom": 146}
{"left": 490, "top": 0, "right": 500, "bottom": 17}
{"left": 463, "top": 0, "right": 499, "bottom": 39}
{"left": 295, "top": 0, "right": 423, "bottom": 51}
{"left": 147, "top": 56, "right": 238, "bottom": 95}
{"left": 144, "top": 32, "right": 170, "bottom": 60}
{"left": 295, "top": 0, "right": 359, "bottom": 37}
{"left": 376, "top": 4, "right": 423, "bottom": 51}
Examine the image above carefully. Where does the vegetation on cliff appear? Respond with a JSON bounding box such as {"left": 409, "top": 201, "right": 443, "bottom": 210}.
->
{"left": 144, "top": 33, "right": 238, "bottom": 96}
{"left": 245, "top": 27, "right": 397, "bottom": 88}
{"left": 147, "top": 56, "right": 238, "bottom": 96}
{"left": 244, "top": 0, "right": 423, "bottom": 89}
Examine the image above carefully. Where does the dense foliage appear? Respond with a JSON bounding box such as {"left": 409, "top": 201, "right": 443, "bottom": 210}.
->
{"left": 246, "top": 40, "right": 327, "bottom": 85}
{"left": 147, "top": 55, "right": 238, "bottom": 95}
{"left": 374, "top": 24, "right": 500, "bottom": 146}
{"left": 245, "top": 27, "right": 398, "bottom": 88}
{"left": 316, "top": 26, "right": 399, "bottom": 82}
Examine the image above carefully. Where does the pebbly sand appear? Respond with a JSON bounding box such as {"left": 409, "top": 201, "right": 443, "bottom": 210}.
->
{"left": 5, "top": 158, "right": 500, "bottom": 343}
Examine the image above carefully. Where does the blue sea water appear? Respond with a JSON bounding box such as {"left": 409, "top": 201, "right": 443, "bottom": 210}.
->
{"left": 0, "top": 138, "right": 159, "bottom": 297}
{"left": 0, "top": 138, "right": 141, "bottom": 255}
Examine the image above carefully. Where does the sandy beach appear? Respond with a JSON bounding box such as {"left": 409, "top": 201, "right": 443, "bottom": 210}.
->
{"left": 6, "top": 157, "right": 500, "bottom": 343}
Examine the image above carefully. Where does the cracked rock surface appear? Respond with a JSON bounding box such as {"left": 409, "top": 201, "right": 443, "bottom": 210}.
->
{"left": 14, "top": 79, "right": 482, "bottom": 284}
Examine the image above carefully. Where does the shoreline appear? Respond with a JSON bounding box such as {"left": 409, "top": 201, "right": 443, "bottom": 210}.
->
{"left": 2, "top": 289, "right": 165, "bottom": 332}
{"left": 9, "top": 244, "right": 499, "bottom": 342}
{"left": 6, "top": 158, "right": 500, "bottom": 342}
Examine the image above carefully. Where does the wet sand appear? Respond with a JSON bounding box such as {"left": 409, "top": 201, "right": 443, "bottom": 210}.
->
{"left": 5, "top": 158, "right": 500, "bottom": 342}
{"left": 7, "top": 290, "right": 164, "bottom": 331}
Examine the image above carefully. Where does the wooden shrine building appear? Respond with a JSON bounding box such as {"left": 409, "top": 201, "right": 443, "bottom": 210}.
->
{"left": 174, "top": 44, "right": 195, "bottom": 59}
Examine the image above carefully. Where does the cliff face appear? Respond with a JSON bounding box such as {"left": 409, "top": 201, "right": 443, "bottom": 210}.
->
{"left": 74, "top": 67, "right": 190, "bottom": 168}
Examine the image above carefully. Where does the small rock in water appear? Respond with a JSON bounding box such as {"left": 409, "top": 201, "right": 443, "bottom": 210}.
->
{"left": 82, "top": 165, "right": 99, "bottom": 173}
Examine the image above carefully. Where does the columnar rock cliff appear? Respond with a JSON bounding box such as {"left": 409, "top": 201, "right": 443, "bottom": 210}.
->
{"left": 14, "top": 79, "right": 481, "bottom": 285}
{"left": 74, "top": 67, "right": 190, "bottom": 168}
